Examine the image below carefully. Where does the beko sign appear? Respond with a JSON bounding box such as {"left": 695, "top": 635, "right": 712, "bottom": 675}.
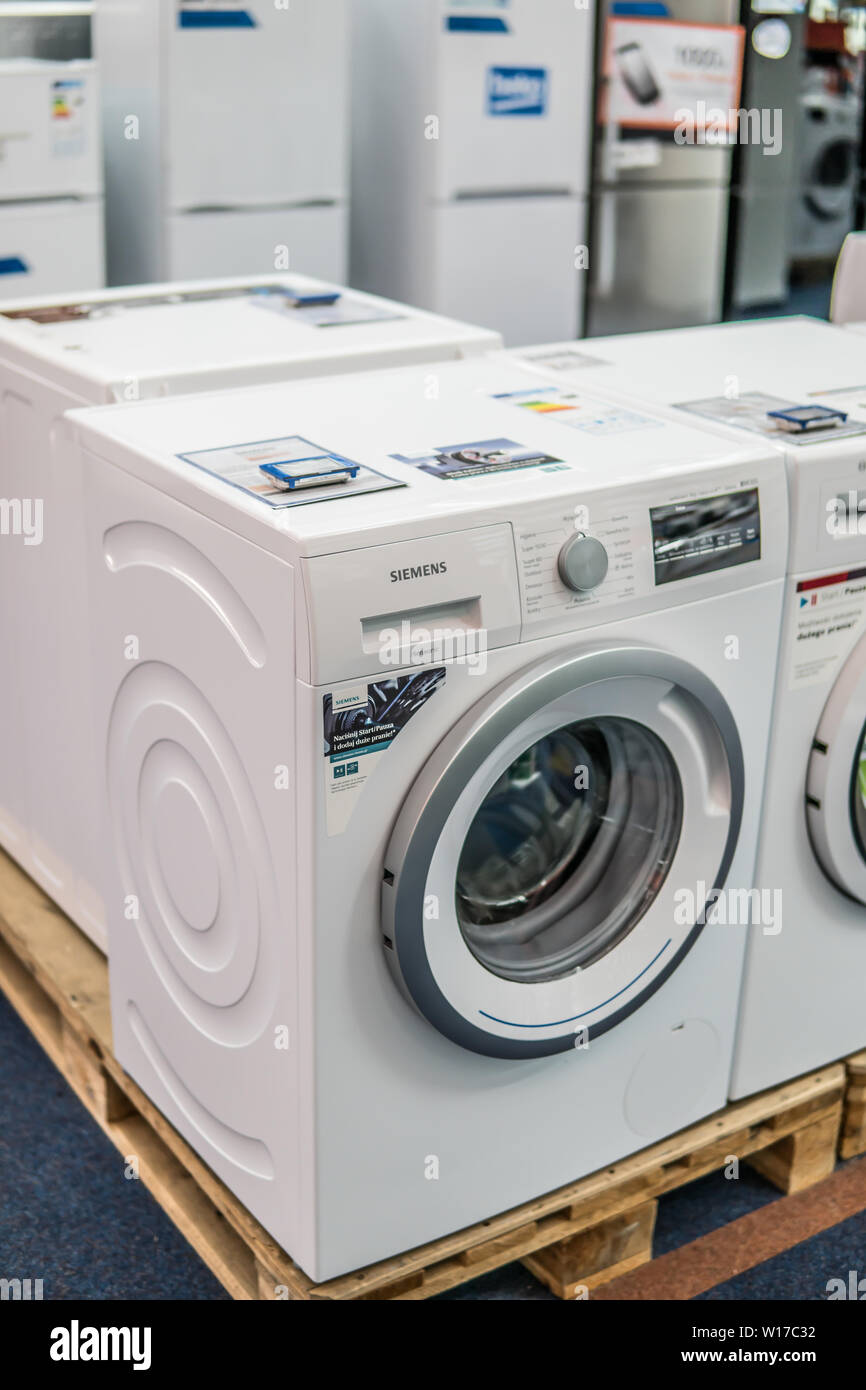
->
{"left": 390, "top": 562, "right": 448, "bottom": 583}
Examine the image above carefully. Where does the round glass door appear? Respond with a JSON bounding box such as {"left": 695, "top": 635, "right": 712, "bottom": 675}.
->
{"left": 456, "top": 718, "right": 683, "bottom": 983}
{"left": 851, "top": 721, "right": 866, "bottom": 866}
{"left": 806, "top": 632, "right": 866, "bottom": 905}
{"left": 382, "top": 646, "right": 744, "bottom": 1059}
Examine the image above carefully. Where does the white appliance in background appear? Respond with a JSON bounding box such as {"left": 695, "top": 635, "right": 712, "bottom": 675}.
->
{"left": 586, "top": 0, "right": 742, "bottom": 336}
{"left": 350, "top": 0, "right": 595, "bottom": 346}
{"left": 0, "top": 58, "right": 103, "bottom": 297}
{"left": 507, "top": 317, "right": 866, "bottom": 1097}
{"left": 0, "top": 273, "right": 501, "bottom": 951}
{"left": 94, "top": 0, "right": 349, "bottom": 285}
{"left": 831, "top": 231, "right": 866, "bottom": 324}
{"left": 791, "top": 88, "right": 861, "bottom": 264}
{"left": 70, "top": 354, "right": 785, "bottom": 1279}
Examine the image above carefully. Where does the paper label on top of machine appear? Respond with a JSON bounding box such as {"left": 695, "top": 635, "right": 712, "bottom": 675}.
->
{"left": 389, "top": 437, "right": 567, "bottom": 482}
{"left": 177, "top": 434, "right": 404, "bottom": 508}
{"left": 323, "top": 671, "right": 446, "bottom": 836}
{"left": 518, "top": 348, "right": 614, "bottom": 373}
{"left": 677, "top": 393, "right": 866, "bottom": 445}
{"left": 492, "top": 386, "right": 662, "bottom": 437}
{"left": 788, "top": 566, "right": 866, "bottom": 690}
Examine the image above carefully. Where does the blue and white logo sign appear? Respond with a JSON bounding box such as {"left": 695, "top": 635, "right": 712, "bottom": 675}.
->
{"left": 486, "top": 66, "right": 548, "bottom": 117}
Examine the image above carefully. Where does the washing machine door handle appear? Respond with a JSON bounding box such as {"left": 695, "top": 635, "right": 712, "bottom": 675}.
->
{"left": 381, "top": 642, "right": 745, "bottom": 1060}
{"left": 806, "top": 629, "right": 866, "bottom": 906}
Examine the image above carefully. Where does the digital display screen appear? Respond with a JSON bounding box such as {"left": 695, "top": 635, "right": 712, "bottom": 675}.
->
{"left": 650, "top": 488, "right": 761, "bottom": 586}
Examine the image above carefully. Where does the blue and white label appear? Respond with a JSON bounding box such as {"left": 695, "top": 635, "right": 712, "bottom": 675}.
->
{"left": 486, "top": 66, "right": 548, "bottom": 117}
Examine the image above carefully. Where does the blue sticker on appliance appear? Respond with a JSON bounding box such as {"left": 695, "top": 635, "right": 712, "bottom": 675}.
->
{"left": 177, "top": 6, "right": 257, "bottom": 29}
{"left": 486, "top": 67, "right": 549, "bottom": 117}
{"left": 447, "top": 16, "right": 509, "bottom": 31}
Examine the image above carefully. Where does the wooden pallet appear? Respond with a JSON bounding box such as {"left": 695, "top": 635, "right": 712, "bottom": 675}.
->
{"left": 841, "top": 1051, "right": 866, "bottom": 1160}
{"left": 0, "top": 849, "right": 846, "bottom": 1301}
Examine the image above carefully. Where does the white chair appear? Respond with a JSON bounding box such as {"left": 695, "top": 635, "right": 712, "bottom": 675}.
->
{"left": 830, "top": 232, "right": 866, "bottom": 324}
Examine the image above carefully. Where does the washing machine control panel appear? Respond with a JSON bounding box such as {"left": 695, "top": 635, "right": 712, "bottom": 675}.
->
{"left": 514, "top": 469, "right": 775, "bottom": 638}
{"left": 516, "top": 500, "right": 640, "bottom": 631}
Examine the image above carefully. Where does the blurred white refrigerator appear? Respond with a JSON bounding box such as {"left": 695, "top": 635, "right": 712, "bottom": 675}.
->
{"left": 351, "top": 0, "right": 596, "bottom": 346}
{"left": 95, "top": 0, "right": 349, "bottom": 285}
{"left": 0, "top": 58, "right": 104, "bottom": 298}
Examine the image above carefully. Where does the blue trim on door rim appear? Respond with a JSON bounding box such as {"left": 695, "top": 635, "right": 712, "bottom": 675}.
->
{"left": 478, "top": 939, "right": 672, "bottom": 1028}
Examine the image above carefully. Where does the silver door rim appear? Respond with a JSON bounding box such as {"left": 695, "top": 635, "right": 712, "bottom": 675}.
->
{"left": 807, "top": 630, "right": 866, "bottom": 906}
{"left": 382, "top": 643, "right": 745, "bottom": 1059}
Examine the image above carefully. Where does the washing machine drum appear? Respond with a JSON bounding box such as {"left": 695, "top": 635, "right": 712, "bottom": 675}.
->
{"left": 807, "top": 630, "right": 866, "bottom": 905}
{"left": 455, "top": 717, "right": 682, "bottom": 983}
{"left": 382, "top": 645, "right": 745, "bottom": 1058}
{"left": 853, "top": 726, "right": 866, "bottom": 864}
{"left": 804, "top": 111, "right": 859, "bottom": 221}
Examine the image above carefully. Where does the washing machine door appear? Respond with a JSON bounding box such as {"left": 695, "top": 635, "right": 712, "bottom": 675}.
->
{"left": 382, "top": 644, "right": 744, "bottom": 1059}
{"left": 806, "top": 630, "right": 866, "bottom": 905}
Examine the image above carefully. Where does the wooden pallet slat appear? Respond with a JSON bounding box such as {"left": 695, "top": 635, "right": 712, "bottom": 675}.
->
{"left": 0, "top": 849, "right": 850, "bottom": 1301}
{"left": 841, "top": 1051, "right": 866, "bottom": 1160}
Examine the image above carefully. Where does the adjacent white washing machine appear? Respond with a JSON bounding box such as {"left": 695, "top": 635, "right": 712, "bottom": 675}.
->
{"left": 508, "top": 318, "right": 866, "bottom": 1096}
{"left": 0, "top": 275, "right": 500, "bottom": 949}
{"left": 69, "top": 354, "right": 786, "bottom": 1278}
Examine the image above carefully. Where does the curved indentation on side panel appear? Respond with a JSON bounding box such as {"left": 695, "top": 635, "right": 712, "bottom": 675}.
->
{"left": 107, "top": 661, "right": 280, "bottom": 1046}
{"left": 103, "top": 522, "right": 267, "bottom": 669}
{"left": 128, "top": 1003, "right": 274, "bottom": 1181}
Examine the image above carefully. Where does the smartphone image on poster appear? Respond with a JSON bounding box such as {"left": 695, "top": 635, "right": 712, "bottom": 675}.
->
{"left": 615, "top": 41, "right": 662, "bottom": 106}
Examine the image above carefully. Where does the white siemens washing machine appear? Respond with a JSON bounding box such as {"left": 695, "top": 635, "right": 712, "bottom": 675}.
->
{"left": 0, "top": 275, "right": 500, "bottom": 949}
{"left": 69, "top": 355, "right": 786, "bottom": 1279}
{"left": 508, "top": 318, "right": 866, "bottom": 1096}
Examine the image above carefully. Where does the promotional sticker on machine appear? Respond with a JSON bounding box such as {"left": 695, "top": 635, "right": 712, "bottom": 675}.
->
{"left": 602, "top": 18, "right": 745, "bottom": 133}
{"left": 323, "top": 670, "right": 446, "bottom": 835}
{"left": 677, "top": 393, "right": 866, "bottom": 445}
{"left": 788, "top": 566, "right": 866, "bottom": 690}
{"left": 50, "top": 80, "right": 88, "bottom": 159}
{"left": 492, "top": 385, "right": 662, "bottom": 437}
{"left": 518, "top": 348, "right": 613, "bottom": 373}
{"left": 177, "top": 434, "right": 404, "bottom": 508}
{"left": 390, "top": 437, "right": 567, "bottom": 481}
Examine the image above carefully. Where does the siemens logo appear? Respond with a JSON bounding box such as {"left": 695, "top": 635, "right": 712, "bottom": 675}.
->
{"left": 390, "top": 562, "right": 448, "bottom": 583}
